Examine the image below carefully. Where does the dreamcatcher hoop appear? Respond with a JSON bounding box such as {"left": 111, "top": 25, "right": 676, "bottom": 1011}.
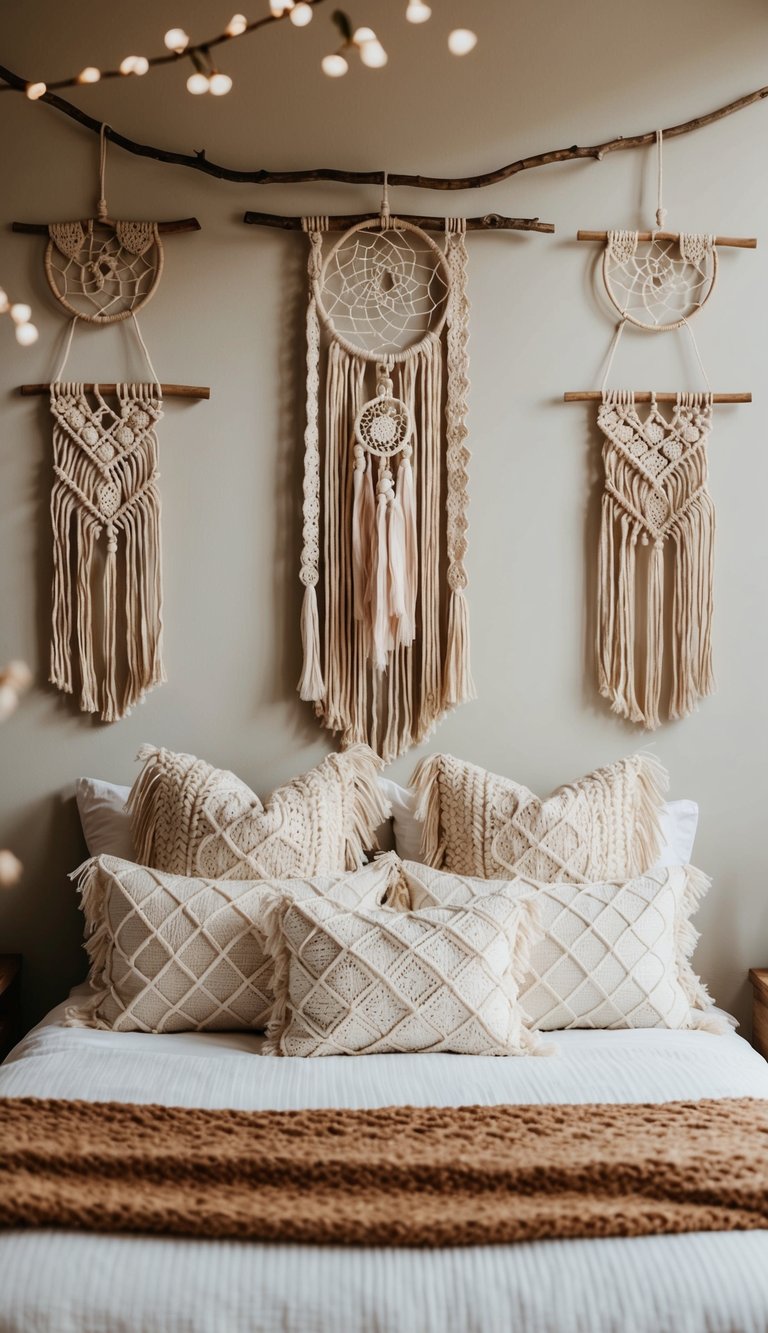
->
{"left": 313, "top": 217, "right": 451, "bottom": 363}
{"left": 601, "top": 230, "right": 718, "bottom": 333}
{"left": 44, "top": 219, "right": 164, "bottom": 324}
{"left": 353, "top": 365, "right": 413, "bottom": 456}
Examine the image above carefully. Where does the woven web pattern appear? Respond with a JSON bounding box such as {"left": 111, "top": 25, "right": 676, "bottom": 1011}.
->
{"left": 70, "top": 857, "right": 396, "bottom": 1033}
{"left": 603, "top": 231, "right": 716, "bottom": 330}
{"left": 319, "top": 226, "right": 449, "bottom": 356}
{"left": 399, "top": 863, "right": 699, "bottom": 1031}
{"left": 266, "top": 892, "right": 534, "bottom": 1056}
{"left": 46, "top": 221, "right": 162, "bottom": 323}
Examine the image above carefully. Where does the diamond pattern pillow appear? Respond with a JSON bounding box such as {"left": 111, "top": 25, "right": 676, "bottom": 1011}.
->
{"left": 261, "top": 888, "right": 542, "bottom": 1057}
{"left": 410, "top": 753, "right": 667, "bottom": 882}
{"left": 400, "top": 860, "right": 716, "bottom": 1031}
{"left": 129, "top": 743, "right": 389, "bottom": 881}
{"left": 67, "top": 854, "right": 398, "bottom": 1033}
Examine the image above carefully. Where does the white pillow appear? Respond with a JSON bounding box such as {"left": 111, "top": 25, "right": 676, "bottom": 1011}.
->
{"left": 399, "top": 860, "right": 718, "bottom": 1032}
{"left": 76, "top": 778, "right": 133, "bottom": 859}
{"left": 380, "top": 778, "right": 699, "bottom": 871}
{"left": 262, "top": 887, "right": 543, "bottom": 1057}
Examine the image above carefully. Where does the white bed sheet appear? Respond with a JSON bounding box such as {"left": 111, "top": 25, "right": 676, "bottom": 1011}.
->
{"left": 1, "top": 994, "right": 768, "bottom": 1333}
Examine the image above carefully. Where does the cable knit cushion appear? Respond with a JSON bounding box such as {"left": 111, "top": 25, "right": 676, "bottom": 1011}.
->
{"left": 410, "top": 753, "right": 667, "bottom": 881}
{"left": 67, "top": 855, "right": 397, "bottom": 1033}
{"left": 128, "top": 743, "right": 389, "bottom": 880}
{"left": 400, "top": 860, "right": 716, "bottom": 1031}
{"left": 262, "top": 888, "right": 542, "bottom": 1057}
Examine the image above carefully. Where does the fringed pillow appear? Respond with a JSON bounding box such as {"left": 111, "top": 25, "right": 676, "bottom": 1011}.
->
{"left": 410, "top": 753, "right": 667, "bottom": 881}
{"left": 129, "top": 743, "right": 390, "bottom": 881}
{"left": 400, "top": 860, "right": 719, "bottom": 1032}
{"left": 67, "top": 854, "right": 399, "bottom": 1033}
{"left": 262, "top": 887, "right": 546, "bottom": 1057}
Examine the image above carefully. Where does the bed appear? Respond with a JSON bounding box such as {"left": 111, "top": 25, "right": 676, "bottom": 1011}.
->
{"left": 2, "top": 989, "right": 768, "bottom": 1333}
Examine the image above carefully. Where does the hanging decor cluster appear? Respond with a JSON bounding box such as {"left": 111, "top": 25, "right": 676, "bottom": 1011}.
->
{"left": 298, "top": 202, "right": 474, "bottom": 759}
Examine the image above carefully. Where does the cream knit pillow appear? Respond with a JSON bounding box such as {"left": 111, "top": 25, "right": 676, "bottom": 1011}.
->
{"left": 67, "top": 854, "right": 398, "bottom": 1033}
{"left": 400, "top": 861, "right": 717, "bottom": 1031}
{"left": 410, "top": 753, "right": 667, "bottom": 882}
{"left": 129, "top": 743, "right": 389, "bottom": 881}
{"left": 262, "top": 888, "right": 543, "bottom": 1057}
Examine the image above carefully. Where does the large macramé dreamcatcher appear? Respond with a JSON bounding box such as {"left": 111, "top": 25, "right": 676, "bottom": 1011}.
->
{"left": 569, "top": 131, "right": 751, "bottom": 730}
{"left": 298, "top": 193, "right": 473, "bottom": 760}
{"left": 20, "top": 126, "right": 206, "bottom": 722}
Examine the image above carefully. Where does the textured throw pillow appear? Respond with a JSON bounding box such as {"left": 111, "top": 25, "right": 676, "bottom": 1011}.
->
{"left": 262, "top": 888, "right": 542, "bottom": 1057}
{"left": 409, "top": 753, "right": 667, "bottom": 882}
{"left": 68, "top": 854, "right": 398, "bottom": 1033}
{"left": 129, "top": 743, "right": 390, "bottom": 881}
{"left": 400, "top": 861, "right": 717, "bottom": 1031}
{"left": 76, "top": 778, "right": 134, "bottom": 859}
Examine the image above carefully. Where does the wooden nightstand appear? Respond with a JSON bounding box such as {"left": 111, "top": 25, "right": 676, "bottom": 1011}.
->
{"left": 0, "top": 955, "right": 21, "bottom": 1062}
{"left": 749, "top": 969, "right": 768, "bottom": 1059}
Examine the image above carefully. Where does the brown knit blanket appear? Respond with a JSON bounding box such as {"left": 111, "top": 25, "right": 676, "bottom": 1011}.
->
{"left": 1, "top": 1096, "right": 766, "bottom": 1247}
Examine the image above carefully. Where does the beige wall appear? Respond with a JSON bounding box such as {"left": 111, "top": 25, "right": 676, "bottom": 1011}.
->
{"left": 1, "top": 0, "right": 767, "bottom": 1029}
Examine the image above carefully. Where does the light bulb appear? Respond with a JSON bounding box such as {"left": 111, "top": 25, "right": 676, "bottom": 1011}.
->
{"left": 0, "top": 849, "right": 23, "bottom": 887}
{"left": 186, "top": 71, "right": 210, "bottom": 94}
{"left": 406, "top": 1, "right": 431, "bottom": 21}
{"left": 120, "top": 55, "right": 149, "bottom": 75}
{"left": 0, "top": 290, "right": 8, "bottom": 314}
{"left": 10, "top": 303, "right": 31, "bottom": 325}
{"left": 353, "top": 26, "right": 376, "bottom": 43}
{"left": 360, "top": 40, "right": 388, "bottom": 67}
{"left": 209, "top": 72, "right": 233, "bottom": 95}
{"left": 290, "top": 3, "right": 313, "bottom": 25}
{"left": 322, "top": 52, "right": 349, "bottom": 76}
{"left": 15, "top": 323, "right": 39, "bottom": 346}
{"left": 77, "top": 66, "right": 101, "bottom": 84}
{"left": 164, "top": 28, "right": 190, "bottom": 53}
{"left": 0, "top": 685, "right": 19, "bottom": 723}
{"left": 448, "top": 27, "right": 477, "bottom": 54}
{"left": 25, "top": 82, "right": 46, "bottom": 100}
{"left": 226, "top": 13, "right": 248, "bottom": 35}
{"left": 270, "top": 0, "right": 294, "bottom": 12}
{"left": 3, "top": 661, "right": 32, "bottom": 692}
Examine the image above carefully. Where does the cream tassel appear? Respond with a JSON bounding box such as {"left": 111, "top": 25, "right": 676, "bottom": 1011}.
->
{"left": 396, "top": 444, "right": 417, "bottom": 645}
{"left": 644, "top": 540, "right": 664, "bottom": 731}
{"left": 443, "top": 588, "right": 474, "bottom": 707}
{"left": 298, "top": 584, "right": 324, "bottom": 703}
{"left": 101, "top": 522, "right": 119, "bottom": 723}
{"left": 372, "top": 463, "right": 394, "bottom": 671}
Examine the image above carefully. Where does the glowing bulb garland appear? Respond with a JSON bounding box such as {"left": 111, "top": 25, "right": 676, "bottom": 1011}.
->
{"left": 406, "top": 1, "right": 432, "bottom": 21}
{"left": 448, "top": 27, "right": 477, "bottom": 55}
{"left": 164, "top": 28, "right": 190, "bottom": 53}
{"left": 290, "top": 3, "right": 314, "bottom": 25}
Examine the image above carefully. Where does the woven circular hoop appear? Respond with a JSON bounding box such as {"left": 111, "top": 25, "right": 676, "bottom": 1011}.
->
{"left": 601, "top": 234, "right": 718, "bottom": 332}
{"left": 314, "top": 218, "right": 451, "bottom": 363}
{"left": 45, "top": 220, "right": 164, "bottom": 324}
{"left": 354, "top": 391, "right": 413, "bottom": 456}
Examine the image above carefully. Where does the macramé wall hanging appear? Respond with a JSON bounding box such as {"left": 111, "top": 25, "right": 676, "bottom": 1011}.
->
{"left": 565, "top": 131, "right": 753, "bottom": 731}
{"left": 15, "top": 126, "right": 209, "bottom": 723}
{"left": 296, "top": 184, "right": 474, "bottom": 761}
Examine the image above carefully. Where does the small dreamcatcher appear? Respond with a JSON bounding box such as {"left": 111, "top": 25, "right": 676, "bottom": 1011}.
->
{"left": 298, "top": 186, "right": 473, "bottom": 761}
{"left": 602, "top": 228, "right": 717, "bottom": 331}
{"left": 45, "top": 127, "right": 163, "bottom": 324}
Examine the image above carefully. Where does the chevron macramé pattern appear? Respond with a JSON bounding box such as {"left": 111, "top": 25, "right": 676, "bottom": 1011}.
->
{"left": 67, "top": 855, "right": 397, "bottom": 1033}
{"left": 262, "top": 889, "right": 541, "bottom": 1057}
{"left": 410, "top": 752, "right": 667, "bottom": 883}
{"left": 128, "top": 743, "right": 389, "bottom": 881}
{"left": 400, "top": 861, "right": 715, "bottom": 1031}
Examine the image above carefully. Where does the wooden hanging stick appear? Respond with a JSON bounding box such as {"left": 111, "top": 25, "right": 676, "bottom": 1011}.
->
{"left": 577, "top": 230, "right": 756, "bottom": 249}
{"left": 564, "top": 391, "right": 751, "bottom": 404}
{"left": 20, "top": 383, "right": 210, "bottom": 400}
{"left": 244, "top": 211, "right": 554, "bottom": 233}
{"left": 12, "top": 219, "right": 200, "bottom": 235}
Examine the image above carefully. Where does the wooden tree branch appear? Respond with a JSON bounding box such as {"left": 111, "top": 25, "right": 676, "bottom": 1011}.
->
{"left": 20, "top": 383, "right": 210, "bottom": 399}
{"left": 12, "top": 219, "right": 200, "bottom": 235}
{"left": 244, "top": 211, "right": 554, "bottom": 233}
{"left": 0, "top": 61, "right": 766, "bottom": 191}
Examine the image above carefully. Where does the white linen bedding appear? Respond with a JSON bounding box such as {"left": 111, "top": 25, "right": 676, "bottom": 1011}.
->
{"left": 1, "top": 992, "right": 768, "bottom": 1333}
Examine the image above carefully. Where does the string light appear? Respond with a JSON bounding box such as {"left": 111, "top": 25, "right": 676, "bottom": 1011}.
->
{"left": 0, "top": 850, "right": 23, "bottom": 888}
{"left": 119, "top": 55, "right": 149, "bottom": 75}
{"left": 15, "top": 322, "right": 38, "bottom": 346}
{"left": 164, "top": 28, "right": 190, "bottom": 53}
{"left": 447, "top": 27, "right": 477, "bottom": 55}
{"left": 25, "top": 82, "right": 46, "bottom": 99}
{"left": 406, "top": 1, "right": 431, "bottom": 21}
{"left": 186, "top": 71, "right": 210, "bottom": 94}
{"left": 225, "top": 14, "right": 248, "bottom": 36}
{"left": 77, "top": 66, "right": 102, "bottom": 84}
{"left": 290, "top": 3, "right": 314, "bottom": 25}
{"left": 321, "top": 52, "right": 349, "bottom": 76}
{"left": 360, "top": 38, "right": 388, "bottom": 67}
{"left": 270, "top": 0, "right": 295, "bottom": 13}
{"left": 209, "top": 72, "right": 233, "bottom": 95}
{"left": 10, "top": 303, "right": 31, "bottom": 324}
{"left": 323, "top": 22, "right": 390, "bottom": 76}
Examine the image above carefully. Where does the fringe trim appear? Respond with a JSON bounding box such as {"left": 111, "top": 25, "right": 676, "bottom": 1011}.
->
{"left": 63, "top": 857, "right": 113, "bottom": 1029}
{"left": 126, "top": 744, "right": 166, "bottom": 867}
{"left": 260, "top": 890, "right": 294, "bottom": 1056}
{"left": 675, "top": 863, "right": 719, "bottom": 1024}
{"left": 410, "top": 754, "right": 445, "bottom": 867}
{"left": 628, "top": 752, "right": 669, "bottom": 878}
{"left": 337, "top": 743, "right": 391, "bottom": 870}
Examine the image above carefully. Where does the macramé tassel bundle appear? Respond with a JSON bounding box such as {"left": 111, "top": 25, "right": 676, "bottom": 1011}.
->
{"left": 298, "top": 218, "right": 474, "bottom": 761}
{"left": 596, "top": 390, "right": 715, "bottom": 730}
{"left": 49, "top": 382, "right": 165, "bottom": 722}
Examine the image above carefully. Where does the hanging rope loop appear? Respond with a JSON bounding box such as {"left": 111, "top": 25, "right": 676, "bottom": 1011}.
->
{"left": 98, "top": 122, "right": 110, "bottom": 222}
{"left": 655, "top": 128, "right": 667, "bottom": 230}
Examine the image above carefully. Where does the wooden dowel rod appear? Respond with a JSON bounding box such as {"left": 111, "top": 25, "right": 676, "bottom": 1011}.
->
{"left": 243, "top": 211, "right": 555, "bottom": 234}
{"left": 577, "top": 229, "right": 756, "bottom": 249}
{"left": 20, "top": 383, "right": 210, "bottom": 400}
{"left": 12, "top": 218, "right": 201, "bottom": 235}
{"left": 564, "top": 391, "right": 751, "bottom": 404}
